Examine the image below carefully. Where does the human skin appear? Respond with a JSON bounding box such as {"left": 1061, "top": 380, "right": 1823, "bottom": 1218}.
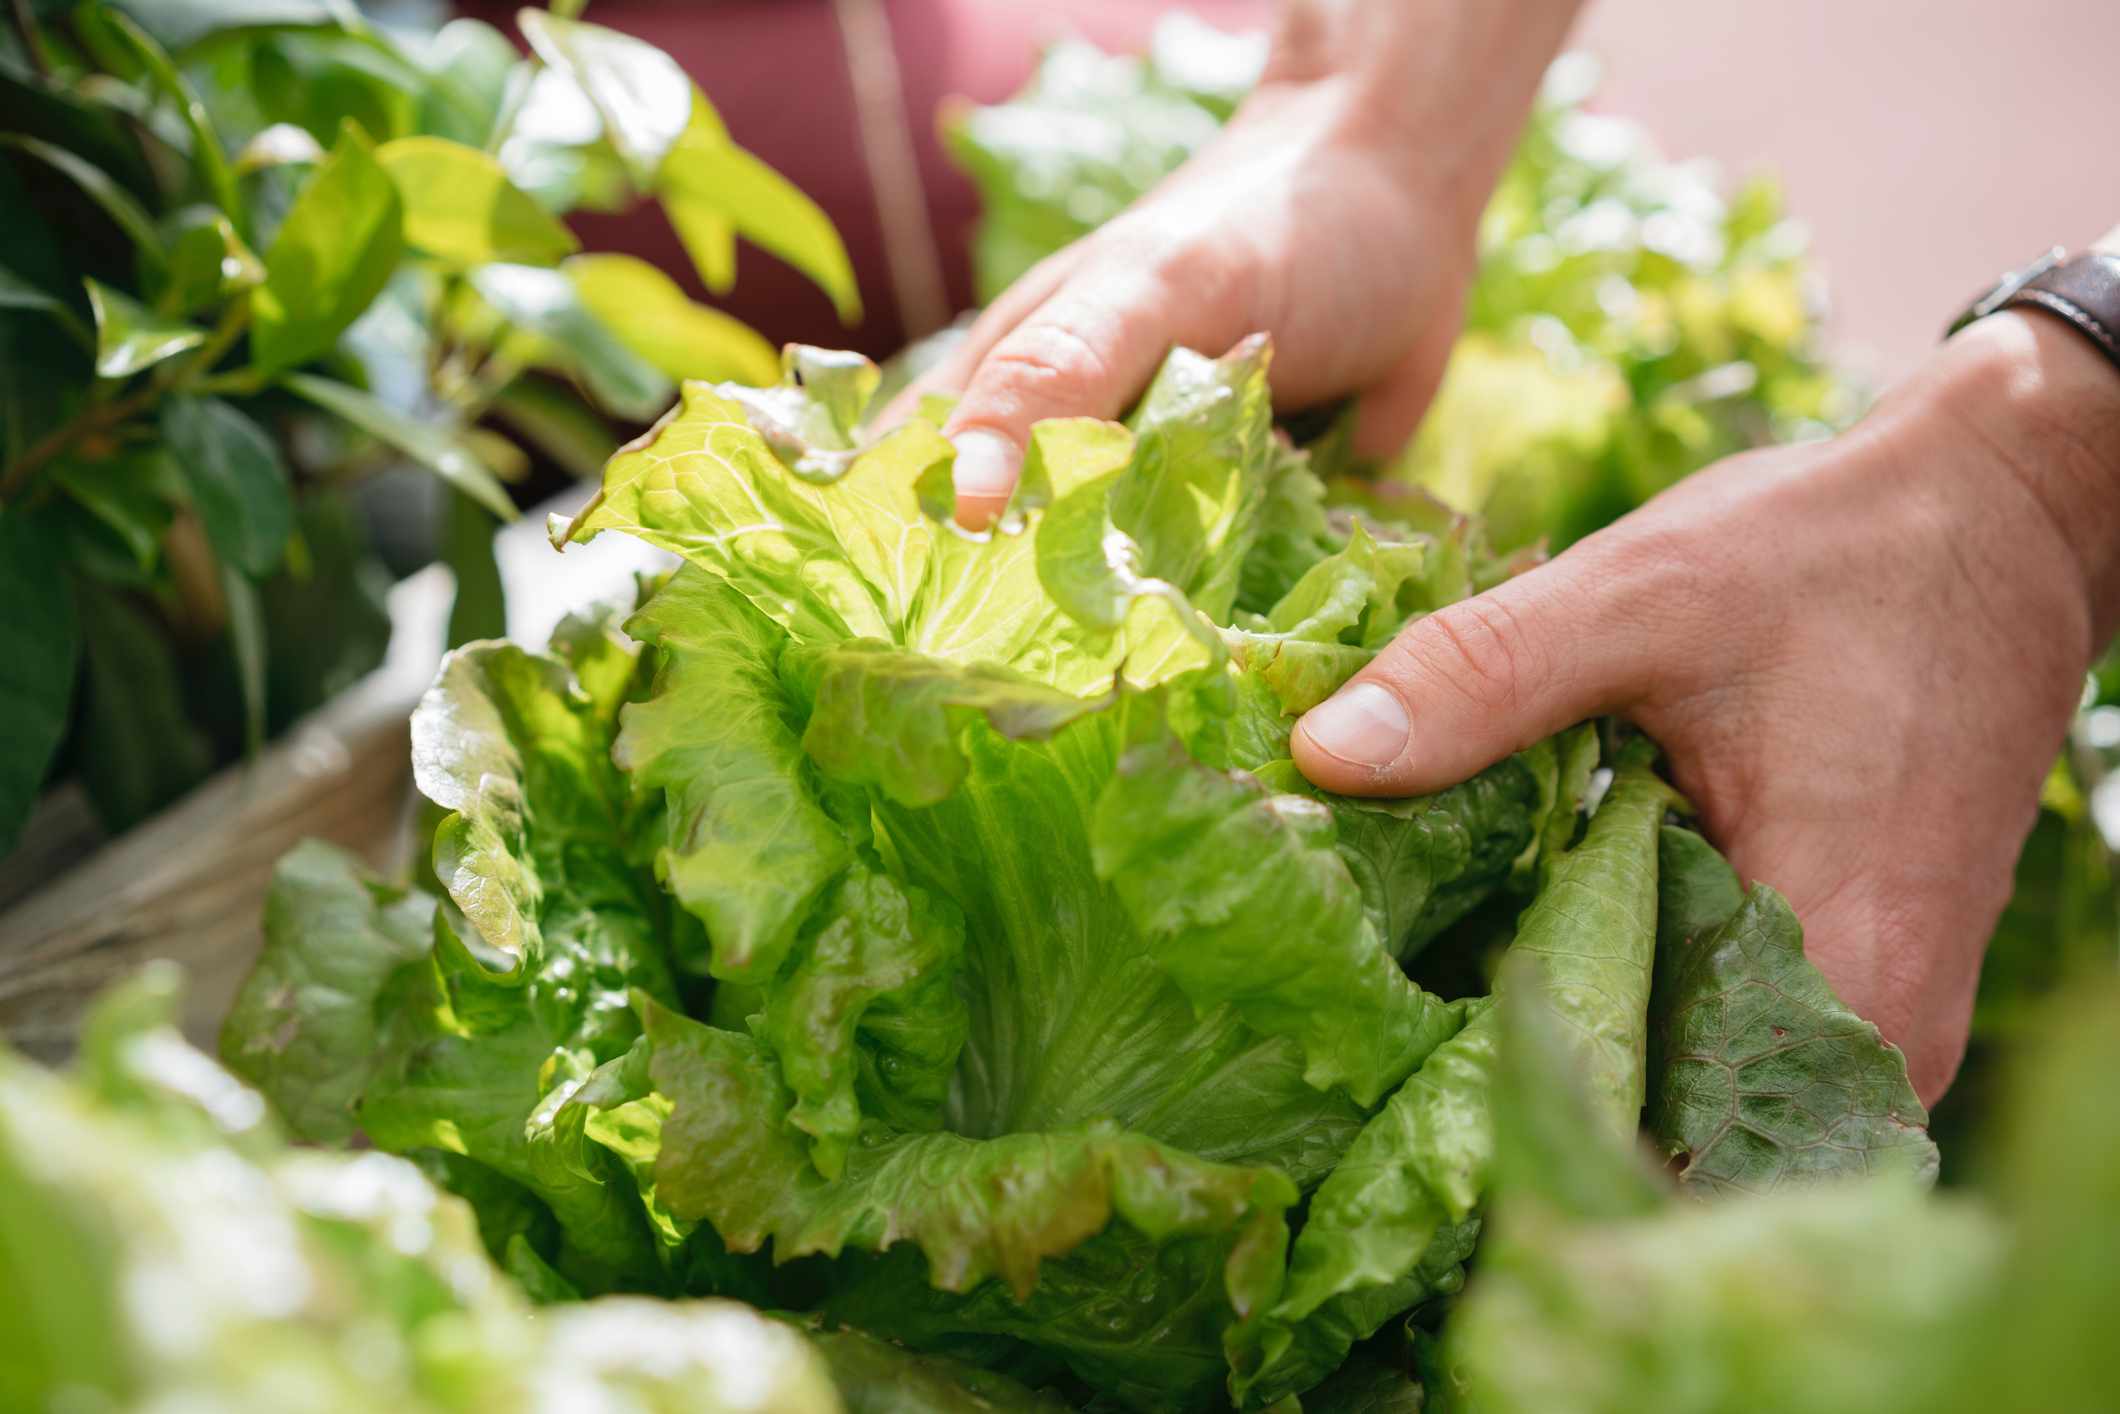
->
{"left": 912, "top": 0, "right": 2120, "bottom": 1103}
{"left": 891, "top": 0, "right": 1588, "bottom": 527}
{"left": 1292, "top": 305, "right": 2120, "bottom": 1104}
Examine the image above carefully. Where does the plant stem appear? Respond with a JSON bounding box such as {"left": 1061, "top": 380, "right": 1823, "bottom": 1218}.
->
{"left": 0, "top": 304, "right": 251, "bottom": 501}
{"left": 0, "top": 385, "right": 155, "bottom": 498}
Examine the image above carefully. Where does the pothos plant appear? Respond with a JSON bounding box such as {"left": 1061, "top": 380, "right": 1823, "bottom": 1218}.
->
{"left": 0, "top": 0, "right": 858, "bottom": 856}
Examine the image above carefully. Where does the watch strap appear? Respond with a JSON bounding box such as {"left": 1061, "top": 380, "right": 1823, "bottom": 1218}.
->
{"left": 1999, "top": 251, "right": 2120, "bottom": 374}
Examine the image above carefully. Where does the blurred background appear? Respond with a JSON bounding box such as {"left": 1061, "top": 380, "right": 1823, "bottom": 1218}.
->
{"left": 1575, "top": 0, "right": 2120, "bottom": 381}
{"left": 452, "top": 0, "right": 2120, "bottom": 385}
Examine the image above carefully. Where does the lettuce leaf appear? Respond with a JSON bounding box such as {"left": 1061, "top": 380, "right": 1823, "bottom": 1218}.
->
{"left": 1503, "top": 738, "right": 1682, "bottom": 1137}
{"left": 1646, "top": 829, "right": 1937, "bottom": 1193}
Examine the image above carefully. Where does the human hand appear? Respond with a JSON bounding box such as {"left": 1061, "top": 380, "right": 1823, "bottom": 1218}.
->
{"left": 897, "top": 0, "right": 1587, "bottom": 528}
{"left": 1292, "top": 311, "right": 2120, "bottom": 1103}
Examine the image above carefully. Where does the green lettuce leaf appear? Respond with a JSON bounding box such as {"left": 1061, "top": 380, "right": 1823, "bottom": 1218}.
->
{"left": 1226, "top": 1004, "right": 1501, "bottom": 1404}
{"left": 7, "top": 967, "right": 857, "bottom": 1414}
{"left": 1646, "top": 832, "right": 1937, "bottom": 1194}
{"left": 227, "top": 311, "right": 1921, "bottom": 1410}
{"left": 221, "top": 839, "right": 434, "bottom": 1144}
{"left": 643, "top": 996, "right": 1295, "bottom": 1297}
{"left": 805, "top": 1324, "right": 1074, "bottom": 1413}
{"left": 535, "top": 337, "right": 1679, "bottom": 1406}
{"left": 1502, "top": 738, "right": 1682, "bottom": 1137}
{"left": 1444, "top": 970, "right": 2001, "bottom": 1414}
{"left": 617, "top": 566, "right": 854, "bottom": 979}
{"left": 1092, "top": 729, "right": 1467, "bottom": 1108}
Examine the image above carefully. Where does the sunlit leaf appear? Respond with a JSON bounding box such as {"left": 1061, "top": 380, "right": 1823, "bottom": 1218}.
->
{"left": 233, "top": 122, "right": 325, "bottom": 176}
{"left": 411, "top": 17, "right": 521, "bottom": 147}
{"left": 469, "top": 262, "right": 671, "bottom": 420}
{"left": 85, "top": 279, "right": 205, "bottom": 378}
{"left": 378, "top": 137, "right": 580, "bottom": 267}
{"left": 565, "top": 253, "right": 778, "bottom": 386}
{"left": 661, "top": 137, "right": 862, "bottom": 322}
{"left": 516, "top": 9, "right": 696, "bottom": 184}
{"left": 250, "top": 120, "right": 405, "bottom": 374}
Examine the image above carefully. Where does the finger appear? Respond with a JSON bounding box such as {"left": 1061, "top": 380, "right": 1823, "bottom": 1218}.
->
{"left": 1292, "top": 541, "right": 1675, "bottom": 795}
{"left": 871, "top": 243, "right": 1090, "bottom": 431}
{"left": 1348, "top": 300, "right": 1462, "bottom": 461}
{"left": 943, "top": 257, "right": 1237, "bottom": 528}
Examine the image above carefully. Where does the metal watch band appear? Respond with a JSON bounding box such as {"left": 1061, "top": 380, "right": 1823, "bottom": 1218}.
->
{"left": 2000, "top": 252, "right": 2120, "bottom": 375}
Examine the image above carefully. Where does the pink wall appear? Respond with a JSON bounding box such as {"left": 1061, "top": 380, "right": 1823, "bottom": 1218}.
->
{"left": 1572, "top": 0, "right": 2120, "bottom": 381}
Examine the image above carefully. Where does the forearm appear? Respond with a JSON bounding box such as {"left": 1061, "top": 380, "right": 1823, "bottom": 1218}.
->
{"left": 1247, "top": 0, "right": 1587, "bottom": 214}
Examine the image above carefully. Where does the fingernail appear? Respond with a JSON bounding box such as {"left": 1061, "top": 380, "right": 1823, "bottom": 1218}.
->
{"left": 951, "top": 429, "right": 1020, "bottom": 498}
{"left": 1298, "top": 682, "right": 1411, "bottom": 771}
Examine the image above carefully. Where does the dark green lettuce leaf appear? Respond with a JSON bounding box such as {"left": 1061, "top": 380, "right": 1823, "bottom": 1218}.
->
{"left": 1226, "top": 1005, "right": 1499, "bottom": 1404}
{"left": 759, "top": 863, "right": 969, "bottom": 1177}
{"left": 1092, "top": 730, "right": 1467, "bottom": 1108}
{"left": 1646, "top": 830, "right": 1937, "bottom": 1194}
{"left": 805, "top": 1323, "right": 1074, "bottom": 1413}
{"left": 824, "top": 1227, "right": 1257, "bottom": 1409}
{"left": 221, "top": 839, "right": 434, "bottom": 1144}
{"left": 1443, "top": 975, "right": 1999, "bottom": 1414}
{"left": 232, "top": 620, "right": 699, "bottom": 1294}
{"left": 1256, "top": 757, "right": 1543, "bottom": 963}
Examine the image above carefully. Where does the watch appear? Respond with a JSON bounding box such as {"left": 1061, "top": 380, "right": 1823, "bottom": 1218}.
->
{"left": 1949, "top": 246, "right": 2120, "bottom": 375}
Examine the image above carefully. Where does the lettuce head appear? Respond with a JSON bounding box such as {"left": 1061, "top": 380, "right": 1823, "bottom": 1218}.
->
{"left": 224, "top": 339, "right": 1928, "bottom": 1409}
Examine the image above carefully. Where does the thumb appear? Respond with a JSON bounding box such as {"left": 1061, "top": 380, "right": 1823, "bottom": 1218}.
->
{"left": 1292, "top": 551, "right": 1664, "bottom": 796}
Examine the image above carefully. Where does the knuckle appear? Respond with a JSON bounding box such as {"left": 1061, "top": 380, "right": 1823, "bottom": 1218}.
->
{"left": 1410, "top": 595, "right": 1540, "bottom": 716}
{"left": 982, "top": 319, "right": 1114, "bottom": 406}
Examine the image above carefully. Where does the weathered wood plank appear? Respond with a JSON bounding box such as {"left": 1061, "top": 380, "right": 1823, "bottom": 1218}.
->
{"left": 0, "top": 566, "right": 445, "bottom": 1061}
{"left": 0, "top": 495, "right": 671, "bottom": 1060}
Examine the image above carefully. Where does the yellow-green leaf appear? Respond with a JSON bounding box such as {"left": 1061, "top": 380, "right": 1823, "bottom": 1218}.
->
{"left": 377, "top": 137, "right": 580, "bottom": 267}
{"left": 516, "top": 9, "right": 697, "bottom": 184}
{"left": 250, "top": 121, "right": 405, "bottom": 375}
{"left": 658, "top": 100, "right": 735, "bottom": 292}
{"left": 152, "top": 207, "right": 264, "bottom": 315}
{"left": 661, "top": 133, "right": 861, "bottom": 322}
{"left": 566, "top": 253, "right": 778, "bottom": 386}
{"left": 85, "top": 279, "right": 205, "bottom": 378}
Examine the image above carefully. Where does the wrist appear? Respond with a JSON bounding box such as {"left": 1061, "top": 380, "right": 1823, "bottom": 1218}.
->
{"left": 1245, "top": 0, "right": 1585, "bottom": 223}
{"left": 1937, "top": 310, "right": 2120, "bottom": 647}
